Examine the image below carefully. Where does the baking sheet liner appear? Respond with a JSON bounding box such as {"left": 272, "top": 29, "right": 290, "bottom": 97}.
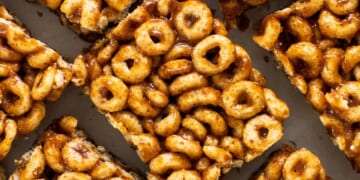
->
{"left": 1, "top": 0, "right": 359, "bottom": 179}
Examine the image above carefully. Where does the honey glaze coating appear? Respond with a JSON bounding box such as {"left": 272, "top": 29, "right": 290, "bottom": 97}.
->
{"left": 9, "top": 116, "right": 141, "bottom": 180}
{"left": 72, "top": 0, "right": 290, "bottom": 179}
{"left": 0, "top": 4, "right": 72, "bottom": 160}
{"left": 251, "top": 145, "right": 330, "bottom": 180}
{"left": 253, "top": 0, "right": 360, "bottom": 171}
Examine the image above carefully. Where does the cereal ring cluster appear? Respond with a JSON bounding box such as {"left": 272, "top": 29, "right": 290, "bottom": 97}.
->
{"left": 253, "top": 0, "right": 360, "bottom": 171}
{"left": 0, "top": 4, "right": 71, "bottom": 160}
{"left": 9, "top": 116, "right": 141, "bottom": 180}
{"left": 38, "top": 0, "right": 137, "bottom": 39}
{"left": 218, "top": 0, "right": 268, "bottom": 29}
{"left": 72, "top": 0, "right": 290, "bottom": 178}
{"left": 251, "top": 145, "right": 329, "bottom": 180}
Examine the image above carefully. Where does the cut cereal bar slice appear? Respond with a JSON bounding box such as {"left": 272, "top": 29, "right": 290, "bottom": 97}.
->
{"left": 71, "top": 0, "right": 290, "bottom": 179}
{"left": 37, "top": 0, "right": 138, "bottom": 40}
{"left": 251, "top": 144, "right": 330, "bottom": 180}
{"left": 253, "top": 0, "right": 360, "bottom": 171}
{"left": 9, "top": 115, "right": 142, "bottom": 180}
{"left": 0, "top": 4, "right": 72, "bottom": 160}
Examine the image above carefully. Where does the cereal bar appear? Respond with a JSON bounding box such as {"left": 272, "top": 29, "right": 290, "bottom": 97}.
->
{"left": 9, "top": 115, "right": 141, "bottom": 180}
{"left": 253, "top": 0, "right": 360, "bottom": 171}
{"left": 71, "top": 0, "right": 290, "bottom": 179}
{"left": 37, "top": 0, "right": 137, "bottom": 40}
{"left": 0, "top": 4, "right": 71, "bottom": 160}
{"left": 251, "top": 145, "right": 330, "bottom": 180}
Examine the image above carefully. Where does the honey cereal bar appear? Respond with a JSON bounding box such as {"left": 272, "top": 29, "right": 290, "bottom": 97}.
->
{"left": 253, "top": 0, "right": 360, "bottom": 171}
{"left": 71, "top": 0, "right": 290, "bottom": 179}
{"left": 9, "top": 115, "right": 142, "bottom": 180}
{"left": 37, "top": 0, "right": 137, "bottom": 40}
{"left": 0, "top": 4, "right": 71, "bottom": 160}
{"left": 251, "top": 145, "right": 330, "bottom": 180}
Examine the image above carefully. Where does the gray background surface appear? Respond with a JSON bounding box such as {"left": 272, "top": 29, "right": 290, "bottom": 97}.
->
{"left": 0, "top": 0, "right": 359, "bottom": 179}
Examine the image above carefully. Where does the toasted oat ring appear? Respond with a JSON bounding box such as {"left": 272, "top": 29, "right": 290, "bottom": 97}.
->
{"left": 3, "top": 20, "right": 43, "bottom": 54}
{"left": 343, "top": 45, "right": 360, "bottom": 73}
{"left": 193, "top": 108, "right": 228, "bottom": 137}
{"left": 318, "top": 10, "right": 360, "bottom": 42}
{"left": 149, "top": 152, "right": 191, "bottom": 175}
{"left": 321, "top": 48, "right": 343, "bottom": 87}
{"left": 306, "top": 79, "right": 328, "bottom": 112}
{"left": 0, "top": 118, "right": 16, "bottom": 160}
{"left": 90, "top": 161, "right": 117, "bottom": 179}
{"left": 212, "top": 18, "right": 228, "bottom": 36}
{"left": 31, "top": 65, "right": 56, "bottom": 101}
{"left": 127, "top": 133, "right": 161, "bottom": 163}
{"left": 325, "top": 81, "right": 360, "bottom": 124}
{"left": 253, "top": 16, "right": 282, "bottom": 51}
{"left": 222, "top": 80, "right": 265, "bottom": 120}
{"left": 168, "top": 170, "right": 201, "bottom": 180}
{"left": 326, "top": 0, "right": 358, "bottom": 15}
{"left": 135, "top": 18, "right": 175, "bottom": 56}
{"left": 164, "top": 43, "right": 193, "bottom": 62}
{"left": 173, "top": 0, "right": 213, "bottom": 41}
{"left": 286, "top": 42, "right": 323, "bottom": 79}
{"left": 192, "top": 34, "right": 235, "bottom": 75}
{"left": 106, "top": 111, "right": 143, "bottom": 135}
{"left": 0, "top": 38, "right": 22, "bottom": 61}
{"left": 62, "top": 138, "right": 100, "bottom": 172}
{"left": 27, "top": 47, "right": 59, "bottom": 69}
{"left": 212, "top": 45, "right": 252, "bottom": 89}
{"left": 0, "top": 61, "right": 20, "bottom": 77}
{"left": 17, "top": 101, "right": 45, "bottom": 135}
{"left": 286, "top": 15, "right": 313, "bottom": 42}
{"left": 1, "top": 75, "right": 32, "bottom": 116}
{"left": 283, "top": 148, "right": 326, "bottom": 180}
{"left": 165, "top": 134, "right": 203, "bottom": 160}
{"left": 128, "top": 84, "right": 161, "bottom": 118}
{"left": 58, "top": 172, "right": 92, "bottom": 180}
{"left": 109, "top": 6, "right": 151, "bottom": 41}
{"left": 154, "top": 104, "right": 181, "bottom": 137}
{"left": 243, "top": 114, "right": 283, "bottom": 151}
{"left": 89, "top": 75, "right": 129, "bottom": 112}
{"left": 169, "top": 72, "right": 208, "bottom": 96}
{"left": 290, "top": 0, "right": 324, "bottom": 18}
{"left": 177, "top": 87, "right": 221, "bottom": 112}
{"left": 158, "top": 59, "right": 192, "bottom": 79}
{"left": 111, "top": 45, "right": 152, "bottom": 84}
{"left": 43, "top": 133, "right": 69, "bottom": 173}
{"left": 19, "top": 146, "right": 45, "bottom": 180}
